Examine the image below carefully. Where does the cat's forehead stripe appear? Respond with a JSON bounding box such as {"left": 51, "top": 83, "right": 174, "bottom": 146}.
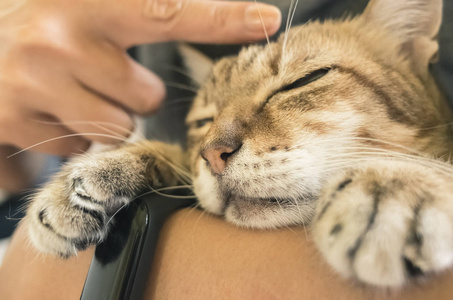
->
{"left": 334, "top": 65, "right": 414, "bottom": 126}
{"left": 209, "top": 47, "right": 281, "bottom": 90}
{"left": 268, "top": 47, "right": 281, "bottom": 76}
{"left": 221, "top": 60, "right": 235, "bottom": 84}
{"left": 238, "top": 54, "right": 257, "bottom": 71}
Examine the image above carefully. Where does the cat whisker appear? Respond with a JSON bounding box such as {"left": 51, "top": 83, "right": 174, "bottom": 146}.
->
{"left": 32, "top": 119, "right": 137, "bottom": 138}
{"left": 105, "top": 201, "right": 130, "bottom": 228}
{"left": 162, "top": 97, "right": 194, "bottom": 107}
{"left": 31, "top": 119, "right": 146, "bottom": 149}
{"left": 7, "top": 197, "right": 31, "bottom": 220}
{"left": 253, "top": 0, "right": 270, "bottom": 46}
{"left": 300, "top": 153, "right": 397, "bottom": 170}
{"left": 141, "top": 144, "right": 193, "bottom": 183}
{"left": 283, "top": 0, "right": 295, "bottom": 46}
{"left": 143, "top": 184, "right": 195, "bottom": 198}
{"left": 273, "top": 196, "right": 284, "bottom": 211}
{"left": 164, "top": 81, "right": 199, "bottom": 93}
{"left": 191, "top": 208, "right": 207, "bottom": 251}
{"left": 317, "top": 151, "right": 424, "bottom": 167}
{"left": 284, "top": 224, "right": 297, "bottom": 235}
{"left": 322, "top": 149, "right": 422, "bottom": 163}
{"left": 287, "top": 0, "right": 300, "bottom": 35}
{"left": 147, "top": 185, "right": 196, "bottom": 199}
{"left": 5, "top": 217, "right": 22, "bottom": 221}
{"left": 282, "top": 0, "right": 300, "bottom": 64}
{"left": 104, "top": 185, "right": 195, "bottom": 228}
{"left": 181, "top": 201, "right": 202, "bottom": 227}
{"left": 343, "top": 137, "right": 426, "bottom": 155}
{"left": 4, "top": 192, "right": 33, "bottom": 220}
{"left": 295, "top": 203, "right": 311, "bottom": 242}
{"left": 289, "top": 135, "right": 426, "bottom": 157}
{"left": 162, "top": 64, "right": 201, "bottom": 86}
{"left": 154, "top": 184, "right": 194, "bottom": 191}
{"left": 294, "top": 198, "right": 303, "bottom": 217}
{"left": 301, "top": 223, "right": 309, "bottom": 241}
{"left": 286, "top": 198, "right": 312, "bottom": 241}
{"left": 163, "top": 161, "right": 192, "bottom": 184}
{"left": 286, "top": 18, "right": 315, "bottom": 50}
{"left": 308, "top": 151, "right": 453, "bottom": 178}
{"left": 336, "top": 147, "right": 452, "bottom": 170}
{"left": 7, "top": 133, "right": 131, "bottom": 158}
{"left": 418, "top": 121, "right": 453, "bottom": 130}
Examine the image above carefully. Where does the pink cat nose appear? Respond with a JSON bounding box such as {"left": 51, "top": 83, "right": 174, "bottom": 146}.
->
{"left": 201, "top": 145, "right": 238, "bottom": 174}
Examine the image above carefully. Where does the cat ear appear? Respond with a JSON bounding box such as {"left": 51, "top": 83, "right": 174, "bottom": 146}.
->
{"left": 362, "top": 0, "right": 442, "bottom": 74}
{"left": 178, "top": 44, "right": 214, "bottom": 85}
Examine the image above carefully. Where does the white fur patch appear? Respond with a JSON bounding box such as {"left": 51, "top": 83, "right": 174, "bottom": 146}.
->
{"left": 194, "top": 158, "right": 223, "bottom": 215}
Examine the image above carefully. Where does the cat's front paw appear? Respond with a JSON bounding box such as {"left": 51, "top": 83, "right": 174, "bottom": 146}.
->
{"left": 313, "top": 161, "right": 453, "bottom": 287}
{"left": 24, "top": 148, "right": 155, "bottom": 257}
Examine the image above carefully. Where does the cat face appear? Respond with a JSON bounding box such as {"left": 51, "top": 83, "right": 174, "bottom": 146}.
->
{"left": 185, "top": 0, "right": 449, "bottom": 229}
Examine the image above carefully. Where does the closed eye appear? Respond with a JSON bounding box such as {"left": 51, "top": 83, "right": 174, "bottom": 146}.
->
{"left": 263, "top": 68, "right": 331, "bottom": 106}
{"left": 261, "top": 68, "right": 331, "bottom": 107}
{"left": 279, "top": 68, "right": 330, "bottom": 93}
{"left": 193, "top": 118, "right": 214, "bottom": 129}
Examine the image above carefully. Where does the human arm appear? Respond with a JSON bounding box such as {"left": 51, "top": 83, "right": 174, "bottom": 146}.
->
{"left": 1, "top": 209, "right": 453, "bottom": 300}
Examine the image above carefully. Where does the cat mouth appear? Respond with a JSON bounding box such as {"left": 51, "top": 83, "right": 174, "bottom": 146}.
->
{"left": 223, "top": 194, "right": 295, "bottom": 212}
{"left": 221, "top": 193, "right": 317, "bottom": 229}
{"left": 251, "top": 197, "right": 294, "bottom": 205}
{"left": 221, "top": 189, "right": 317, "bottom": 214}
{"left": 222, "top": 196, "right": 287, "bottom": 218}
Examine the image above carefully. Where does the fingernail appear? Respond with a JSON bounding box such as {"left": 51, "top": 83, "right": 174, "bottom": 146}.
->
{"left": 244, "top": 4, "right": 281, "bottom": 33}
{"left": 144, "top": 0, "right": 183, "bottom": 20}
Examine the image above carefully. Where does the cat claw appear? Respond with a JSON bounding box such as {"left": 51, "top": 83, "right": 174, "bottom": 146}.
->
{"left": 73, "top": 178, "right": 91, "bottom": 199}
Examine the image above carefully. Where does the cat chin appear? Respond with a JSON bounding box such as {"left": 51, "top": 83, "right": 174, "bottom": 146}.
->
{"left": 223, "top": 197, "right": 316, "bottom": 229}
{"left": 193, "top": 159, "right": 224, "bottom": 215}
{"left": 194, "top": 157, "right": 320, "bottom": 226}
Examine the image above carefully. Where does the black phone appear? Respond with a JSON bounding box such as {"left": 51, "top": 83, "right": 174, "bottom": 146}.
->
{"left": 80, "top": 189, "right": 196, "bottom": 300}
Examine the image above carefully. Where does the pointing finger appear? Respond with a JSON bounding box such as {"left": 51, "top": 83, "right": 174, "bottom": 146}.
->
{"left": 94, "top": 0, "right": 282, "bottom": 46}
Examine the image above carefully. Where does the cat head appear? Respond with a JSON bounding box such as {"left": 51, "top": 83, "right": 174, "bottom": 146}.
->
{"left": 184, "top": 0, "right": 450, "bottom": 228}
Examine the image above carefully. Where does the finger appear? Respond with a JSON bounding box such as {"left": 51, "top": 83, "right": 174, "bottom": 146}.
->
{"left": 72, "top": 44, "right": 165, "bottom": 115}
{"left": 95, "top": 0, "right": 282, "bottom": 46}
{"left": 36, "top": 84, "right": 135, "bottom": 145}
{"left": 0, "top": 145, "right": 35, "bottom": 192}
{"left": 0, "top": 111, "right": 90, "bottom": 156}
{"left": 9, "top": 66, "right": 135, "bottom": 145}
{"left": 54, "top": 89, "right": 134, "bottom": 144}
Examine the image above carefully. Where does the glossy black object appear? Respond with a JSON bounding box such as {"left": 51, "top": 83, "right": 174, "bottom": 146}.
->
{"left": 80, "top": 189, "right": 196, "bottom": 300}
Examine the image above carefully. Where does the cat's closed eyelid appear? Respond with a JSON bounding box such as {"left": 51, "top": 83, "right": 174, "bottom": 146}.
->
{"left": 192, "top": 117, "right": 214, "bottom": 129}
{"left": 262, "top": 67, "right": 331, "bottom": 107}
{"left": 280, "top": 68, "right": 331, "bottom": 93}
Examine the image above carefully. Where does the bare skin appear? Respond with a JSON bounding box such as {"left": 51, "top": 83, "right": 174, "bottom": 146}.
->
{"left": 0, "top": 146, "right": 31, "bottom": 192}
{"left": 1, "top": 209, "right": 453, "bottom": 300}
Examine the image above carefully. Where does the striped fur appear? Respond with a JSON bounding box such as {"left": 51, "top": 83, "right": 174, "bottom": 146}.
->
{"left": 24, "top": 0, "right": 453, "bottom": 288}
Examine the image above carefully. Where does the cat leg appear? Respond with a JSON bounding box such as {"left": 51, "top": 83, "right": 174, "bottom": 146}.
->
{"left": 24, "top": 141, "right": 188, "bottom": 257}
{"left": 312, "top": 159, "right": 453, "bottom": 287}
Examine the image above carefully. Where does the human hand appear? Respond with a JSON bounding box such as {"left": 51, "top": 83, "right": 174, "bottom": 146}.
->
{"left": 0, "top": 0, "right": 281, "bottom": 191}
{"left": 0, "top": 0, "right": 281, "bottom": 156}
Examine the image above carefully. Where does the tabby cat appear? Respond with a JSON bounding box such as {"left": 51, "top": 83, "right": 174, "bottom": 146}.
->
{"left": 24, "top": 0, "right": 453, "bottom": 287}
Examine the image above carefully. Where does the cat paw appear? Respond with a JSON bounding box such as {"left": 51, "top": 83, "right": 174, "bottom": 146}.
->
{"left": 25, "top": 150, "right": 149, "bottom": 257}
{"left": 312, "top": 160, "right": 453, "bottom": 287}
